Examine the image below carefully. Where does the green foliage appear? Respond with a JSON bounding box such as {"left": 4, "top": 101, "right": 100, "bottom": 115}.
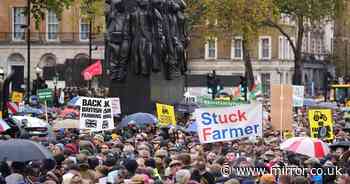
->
{"left": 30, "top": 0, "right": 74, "bottom": 29}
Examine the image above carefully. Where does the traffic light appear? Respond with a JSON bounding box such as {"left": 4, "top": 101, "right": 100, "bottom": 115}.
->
{"left": 207, "top": 70, "right": 223, "bottom": 99}
{"left": 240, "top": 76, "right": 247, "bottom": 101}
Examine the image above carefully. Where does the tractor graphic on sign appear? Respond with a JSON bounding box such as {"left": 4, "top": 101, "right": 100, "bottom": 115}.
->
{"left": 313, "top": 111, "right": 330, "bottom": 139}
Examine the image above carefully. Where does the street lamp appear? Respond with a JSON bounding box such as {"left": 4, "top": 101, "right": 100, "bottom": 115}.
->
{"left": 26, "top": 0, "right": 31, "bottom": 103}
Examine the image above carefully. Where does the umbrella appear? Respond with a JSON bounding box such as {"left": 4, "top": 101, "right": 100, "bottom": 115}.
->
{"left": 317, "top": 102, "right": 338, "bottom": 109}
{"left": 119, "top": 113, "right": 157, "bottom": 128}
{"left": 0, "top": 139, "right": 53, "bottom": 161}
{"left": 59, "top": 107, "right": 79, "bottom": 118}
{"left": 186, "top": 121, "right": 198, "bottom": 133}
{"left": 53, "top": 119, "right": 80, "bottom": 129}
{"left": 280, "top": 137, "right": 330, "bottom": 158}
{"left": 304, "top": 98, "right": 317, "bottom": 106}
{"left": 67, "top": 96, "right": 81, "bottom": 106}
{"left": 330, "top": 141, "right": 350, "bottom": 149}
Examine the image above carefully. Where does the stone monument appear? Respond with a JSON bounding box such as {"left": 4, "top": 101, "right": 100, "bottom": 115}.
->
{"left": 105, "top": 0, "right": 188, "bottom": 114}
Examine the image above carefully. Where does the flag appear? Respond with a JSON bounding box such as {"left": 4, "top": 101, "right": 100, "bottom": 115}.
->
{"left": 82, "top": 60, "right": 102, "bottom": 80}
{"left": 6, "top": 101, "right": 18, "bottom": 114}
{"left": 0, "top": 120, "right": 10, "bottom": 133}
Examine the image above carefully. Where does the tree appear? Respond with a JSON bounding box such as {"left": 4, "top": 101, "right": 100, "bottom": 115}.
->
{"left": 30, "top": 0, "right": 74, "bottom": 28}
{"left": 30, "top": 0, "right": 104, "bottom": 31}
{"left": 202, "top": 0, "right": 276, "bottom": 90}
{"left": 264, "top": 0, "right": 339, "bottom": 85}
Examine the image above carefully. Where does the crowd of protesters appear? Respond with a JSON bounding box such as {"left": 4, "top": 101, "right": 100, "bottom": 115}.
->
{"left": 0, "top": 97, "right": 350, "bottom": 184}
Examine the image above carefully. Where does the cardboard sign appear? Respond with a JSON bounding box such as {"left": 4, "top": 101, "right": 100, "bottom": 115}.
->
{"left": 270, "top": 85, "right": 293, "bottom": 131}
{"left": 293, "top": 85, "right": 304, "bottom": 107}
{"left": 194, "top": 104, "right": 263, "bottom": 144}
{"left": 11, "top": 91, "right": 23, "bottom": 103}
{"left": 110, "top": 98, "right": 121, "bottom": 115}
{"left": 308, "top": 109, "right": 334, "bottom": 140}
{"left": 80, "top": 97, "right": 114, "bottom": 131}
{"left": 37, "top": 89, "right": 53, "bottom": 102}
{"left": 156, "top": 103, "right": 176, "bottom": 127}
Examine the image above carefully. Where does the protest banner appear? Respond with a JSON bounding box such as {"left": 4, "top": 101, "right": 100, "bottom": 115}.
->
{"left": 11, "top": 91, "right": 23, "bottom": 103}
{"left": 293, "top": 85, "right": 304, "bottom": 107}
{"left": 270, "top": 85, "right": 293, "bottom": 133}
{"left": 156, "top": 103, "right": 176, "bottom": 127}
{"left": 80, "top": 97, "right": 114, "bottom": 131}
{"left": 194, "top": 103, "right": 263, "bottom": 144}
{"left": 110, "top": 98, "right": 121, "bottom": 115}
{"left": 196, "top": 96, "right": 247, "bottom": 107}
{"left": 308, "top": 109, "right": 334, "bottom": 140}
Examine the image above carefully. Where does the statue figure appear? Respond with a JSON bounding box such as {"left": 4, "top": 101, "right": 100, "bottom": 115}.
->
{"left": 131, "top": 0, "right": 153, "bottom": 76}
{"left": 150, "top": 0, "right": 166, "bottom": 72}
{"left": 105, "top": 0, "right": 187, "bottom": 81}
{"left": 106, "top": 0, "right": 131, "bottom": 81}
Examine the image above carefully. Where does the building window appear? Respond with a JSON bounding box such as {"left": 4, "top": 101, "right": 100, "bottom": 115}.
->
{"left": 205, "top": 37, "right": 217, "bottom": 60}
{"left": 311, "top": 38, "right": 316, "bottom": 54}
{"left": 231, "top": 37, "right": 243, "bottom": 60}
{"left": 80, "top": 19, "right": 89, "bottom": 41}
{"left": 261, "top": 73, "right": 271, "bottom": 96}
{"left": 259, "top": 36, "right": 271, "bottom": 60}
{"left": 279, "top": 36, "right": 295, "bottom": 60}
{"left": 317, "top": 39, "right": 322, "bottom": 54}
{"left": 12, "top": 7, "right": 26, "bottom": 41}
{"left": 47, "top": 9, "right": 59, "bottom": 41}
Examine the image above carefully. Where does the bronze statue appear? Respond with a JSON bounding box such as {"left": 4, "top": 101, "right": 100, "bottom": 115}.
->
{"left": 105, "top": 0, "right": 188, "bottom": 81}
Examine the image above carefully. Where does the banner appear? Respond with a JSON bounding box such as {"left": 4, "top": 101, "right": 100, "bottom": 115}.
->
{"left": 308, "top": 109, "right": 334, "bottom": 140}
{"left": 197, "top": 96, "right": 247, "bottom": 107}
{"left": 293, "top": 85, "right": 304, "bottom": 107}
{"left": 156, "top": 103, "right": 176, "bottom": 127}
{"left": 194, "top": 104, "right": 263, "bottom": 144}
{"left": 11, "top": 91, "right": 23, "bottom": 103}
{"left": 80, "top": 97, "right": 114, "bottom": 131}
{"left": 82, "top": 60, "right": 102, "bottom": 80}
{"left": 110, "top": 98, "right": 121, "bottom": 115}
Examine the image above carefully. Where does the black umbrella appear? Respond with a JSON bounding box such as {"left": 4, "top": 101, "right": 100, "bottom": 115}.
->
{"left": 0, "top": 139, "right": 53, "bottom": 162}
{"left": 330, "top": 141, "right": 350, "bottom": 149}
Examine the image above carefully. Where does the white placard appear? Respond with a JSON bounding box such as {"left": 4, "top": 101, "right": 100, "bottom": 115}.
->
{"left": 80, "top": 97, "right": 114, "bottom": 131}
{"left": 293, "top": 85, "right": 304, "bottom": 107}
{"left": 194, "top": 104, "right": 263, "bottom": 143}
{"left": 109, "top": 97, "right": 121, "bottom": 115}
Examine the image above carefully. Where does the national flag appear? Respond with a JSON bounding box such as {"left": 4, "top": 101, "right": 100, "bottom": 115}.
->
{"left": 82, "top": 60, "right": 102, "bottom": 80}
{"left": 6, "top": 101, "right": 18, "bottom": 114}
{"left": 0, "top": 120, "right": 10, "bottom": 133}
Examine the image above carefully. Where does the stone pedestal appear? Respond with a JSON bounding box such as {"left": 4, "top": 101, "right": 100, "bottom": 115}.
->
{"left": 109, "top": 65, "right": 184, "bottom": 115}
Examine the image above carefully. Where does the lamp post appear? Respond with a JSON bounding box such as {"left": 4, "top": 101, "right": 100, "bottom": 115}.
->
{"left": 26, "top": 0, "right": 31, "bottom": 103}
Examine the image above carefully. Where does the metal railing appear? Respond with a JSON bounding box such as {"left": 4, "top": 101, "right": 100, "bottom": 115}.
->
{"left": 0, "top": 32, "right": 104, "bottom": 45}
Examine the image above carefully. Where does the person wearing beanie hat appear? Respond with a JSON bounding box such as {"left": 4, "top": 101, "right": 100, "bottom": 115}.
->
{"left": 123, "top": 159, "right": 139, "bottom": 177}
{"left": 175, "top": 169, "right": 191, "bottom": 184}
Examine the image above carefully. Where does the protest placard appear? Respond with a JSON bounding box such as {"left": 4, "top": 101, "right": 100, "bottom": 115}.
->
{"left": 308, "top": 109, "right": 334, "bottom": 140}
{"left": 194, "top": 104, "right": 263, "bottom": 144}
{"left": 156, "top": 103, "right": 176, "bottom": 127}
{"left": 109, "top": 98, "right": 121, "bottom": 115}
{"left": 293, "top": 85, "right": 305, "bottom": 107}
{"left": 270, "top": 85, "right": 293, "bottom": 132}
{"left": 80, "top": 97, "right": 114, "bottom": 131}
{"left": 11, "top": 91, "right": 23, "bottom": 103}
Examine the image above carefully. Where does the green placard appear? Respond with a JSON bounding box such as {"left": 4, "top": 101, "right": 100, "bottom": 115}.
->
{"left": 37, "top": 89, "right": 53, "bottom": 102}
{"left": 197, "top": 96, "right": 248, "bottom": 107}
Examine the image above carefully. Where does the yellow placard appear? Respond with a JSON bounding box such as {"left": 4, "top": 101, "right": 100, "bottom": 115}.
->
{"left": 156, "top": 103, "right": 176, "bottom": 127}
{"left": 346, "top": 100, "right": 350, "bottom": 107}
{"left": 308, "top": 109, "right": 334, "bottom": 140}
{"left": 11, "top": 91, "right": 23, "bottom": 103}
